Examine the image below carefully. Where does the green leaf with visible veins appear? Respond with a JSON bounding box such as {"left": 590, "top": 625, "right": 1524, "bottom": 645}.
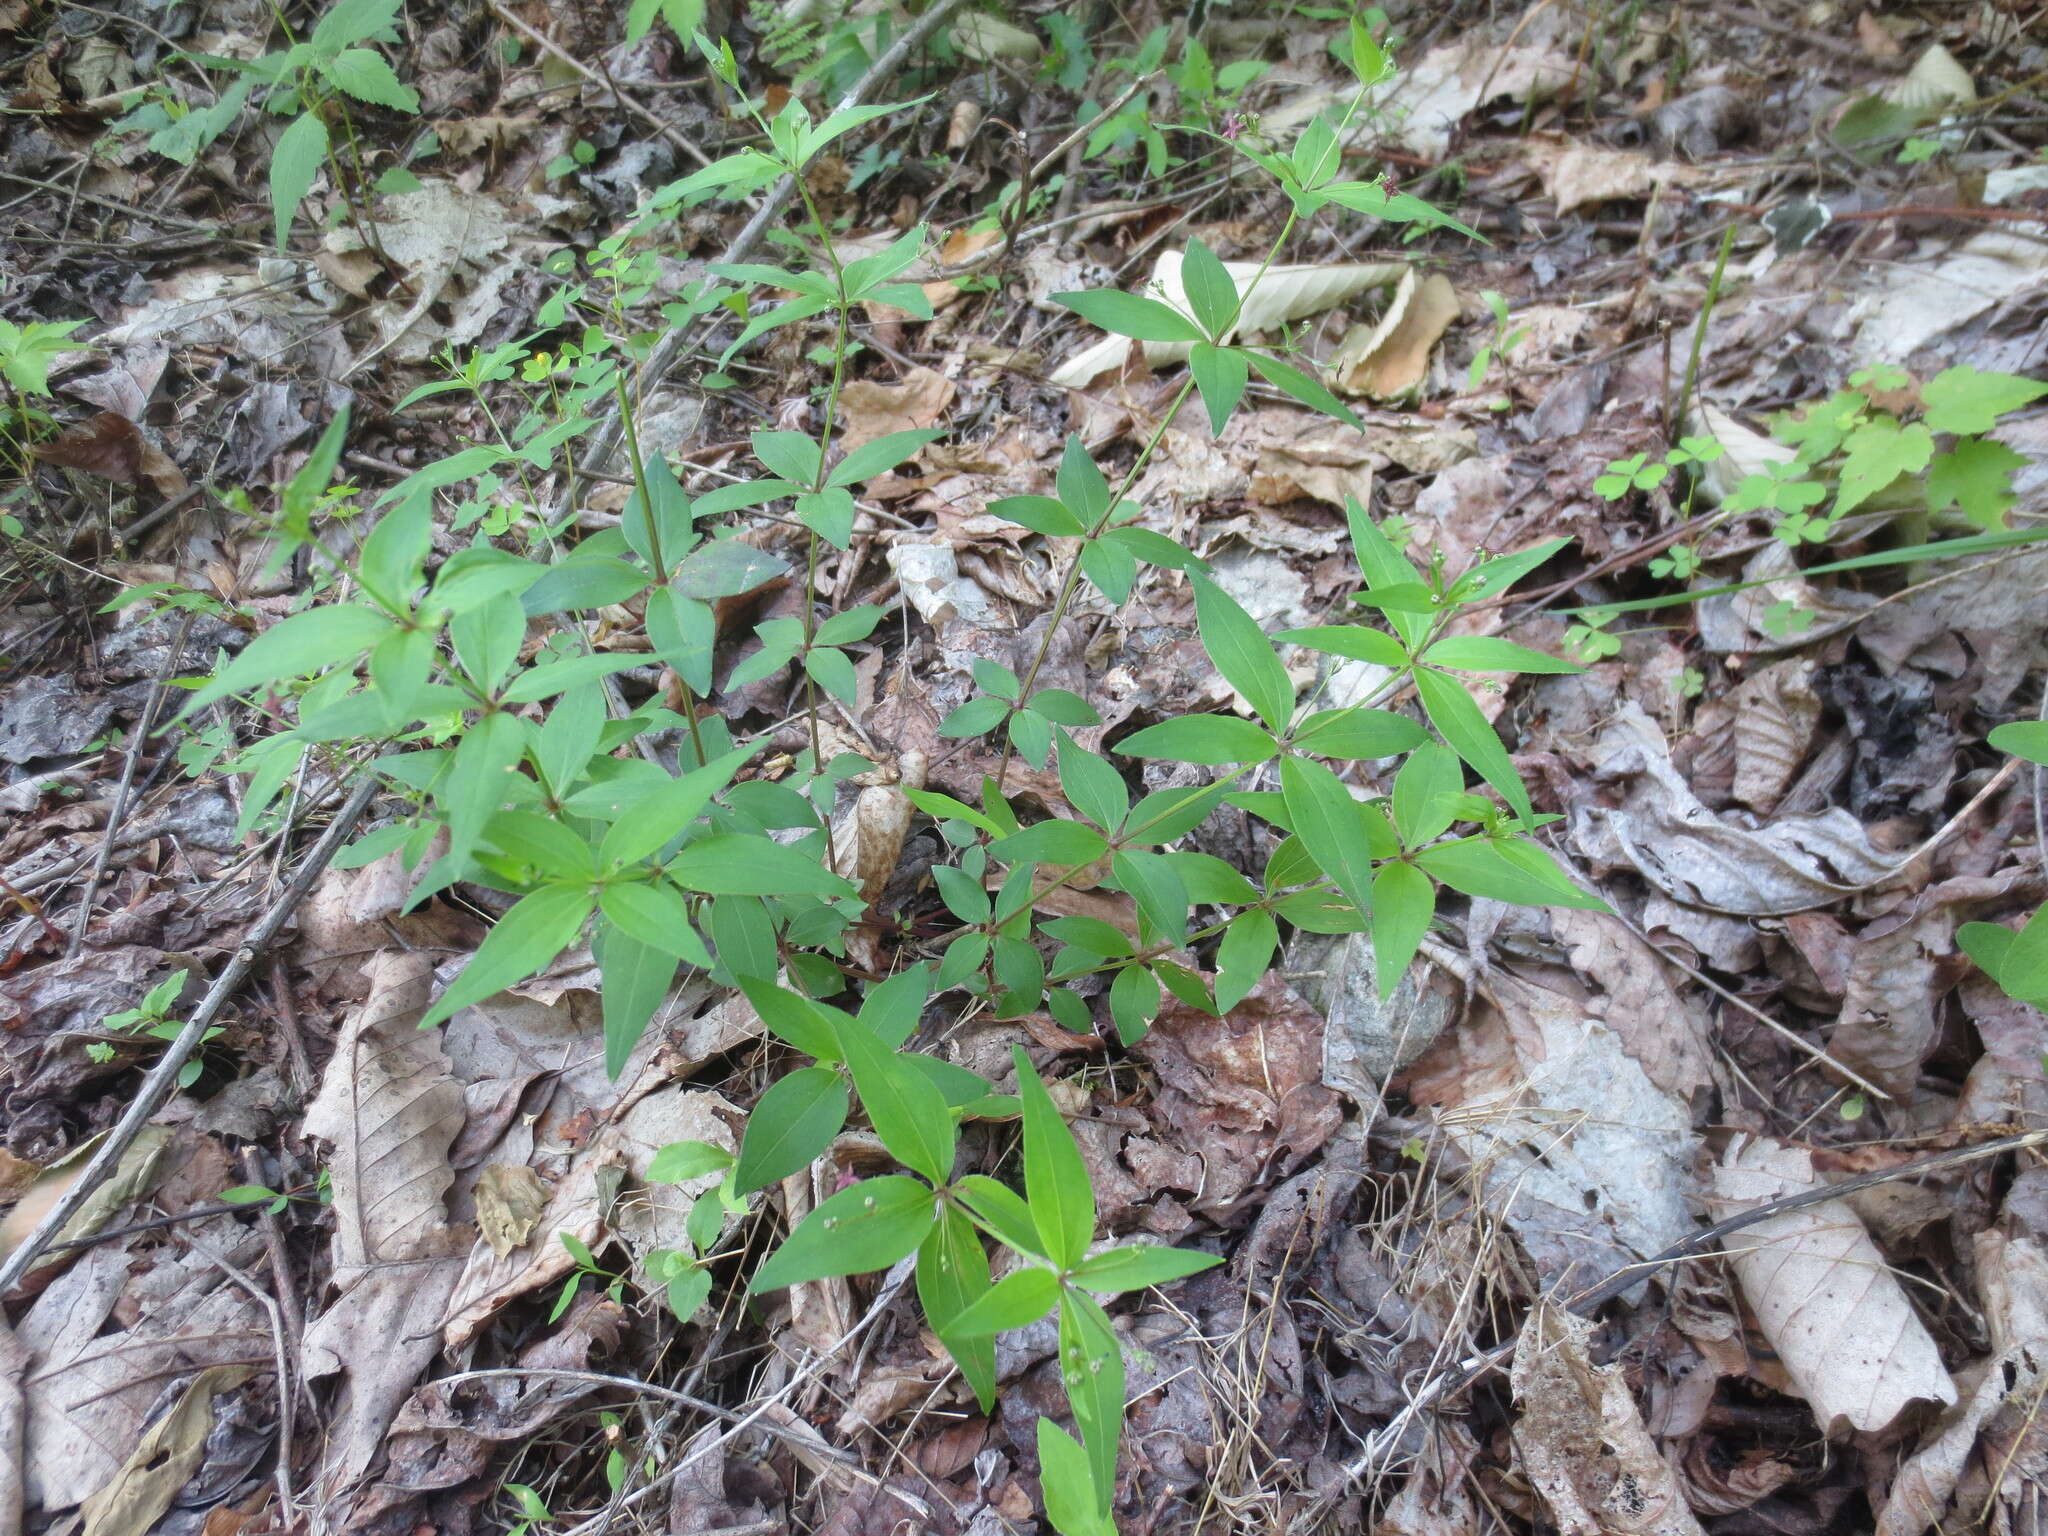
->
{"left": 1014, "top": 1048, "right": 1095, "bottom": 1268}
{"left": 420, "top": 884, "right": 594, "bottom": 1029}
{"left": 750, "top": 1175, "right": 935, "bottom": 1291}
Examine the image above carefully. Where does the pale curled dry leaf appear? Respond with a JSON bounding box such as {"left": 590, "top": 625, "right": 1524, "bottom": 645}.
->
{"left": 0, "top": 1126, "right": 168, "bottom": 1274}
{"left": 1710, "top": 1137, "right": 1956, "bottom": 1434}
{"left": 475, "top": 1163, "right": 550, "bottom": 1259}
{"left": 1511, "top": 1305, "right": 1705, "bottom": 1536}
{"left": 1576, "top": 704, "right": 1904, "bottom": 915}
{"left": 1729, "top": 658, "right": 1823, "bottom": 814}
{"left": 1329, "top": 270, "right": 1460, "bottom": 399}
{"left": 1050, "top": 248, "right": 1405, "bottom": 386}
{"left": 835, "top": 365, "right": 955, "bottom": 453}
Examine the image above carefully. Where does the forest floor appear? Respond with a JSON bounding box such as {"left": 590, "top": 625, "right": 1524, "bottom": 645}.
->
{"left": 3, "top": 1, "right": 2048, "bottom": 1534}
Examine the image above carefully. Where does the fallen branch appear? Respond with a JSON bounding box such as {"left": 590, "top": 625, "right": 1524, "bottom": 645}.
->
{"left": 0, "top": 773, "right": 380, "bottom": 1296}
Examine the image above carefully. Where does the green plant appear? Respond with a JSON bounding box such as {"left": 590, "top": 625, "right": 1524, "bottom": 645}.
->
{"left": 504, "top": 1483, "right": 555, "bottom": 1536}
{"left": 1961, "top": 720, "right": 2048, "bottom": 1008}
{"left": 1466, "top": 289, "right": 1528, "bottom": 406}
{"left": 112, "top": 0, "right": 421, "bottom": 250}
{"left": 169, "top": 24, "right": 1603, "bottom": 1533}
{"left": 88, "top": 970, "right": 219, "bottom": 1088}
{"left": 0, "top": 317, "right": 92, "bottom": 484}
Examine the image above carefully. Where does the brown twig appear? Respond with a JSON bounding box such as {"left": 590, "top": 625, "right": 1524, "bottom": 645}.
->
{"left": 0, "top": 773, "right": 380, "bottom": 1296}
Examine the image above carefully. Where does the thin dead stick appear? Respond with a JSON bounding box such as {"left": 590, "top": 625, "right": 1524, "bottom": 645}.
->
{"left": 1293, "top": 1127, "right": 2048, "bottom": 1530}
{"left": 552, "top": 0, "right": 971, "bottom": 522}
{"left": 0, "top": 773, "right": 379, "bottom": 1296}
{"left": 68, "top": 611, "right": 195, "bottom": 957}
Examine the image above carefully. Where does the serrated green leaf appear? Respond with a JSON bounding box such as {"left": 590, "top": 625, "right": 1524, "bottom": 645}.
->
{"left": 319, "top": 47, "right": 420, "bottom": 110}
{"left": 1921, "top": 365, "right": 2048, "bottom": 436}
{"left": 269, "top": 111, "right": 329, "bottom": 251}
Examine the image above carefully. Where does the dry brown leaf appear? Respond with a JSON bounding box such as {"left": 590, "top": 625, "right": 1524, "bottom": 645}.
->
{"left": 475, "top": 1164, "right": 550, "bottom": 1259}
{"left": 1329, "top": 270, "right": 1460, "bottom": 398}
{"left": 1512, "top": 1304, "right": 1706, "bottom": 1535}
{"left": 0, "top": 1127, "right": 168, "bottom": 1275}
{"left": 1379, "top": 37, "right": 1578, "bottom": 159}
{"left": 78, "top": 1365, "right": 253, "bottom": 1536}
{"left": 1527, "top": 139, "right": 1697, "bottom": 215}
{"left": 1710, "top": 1137, "right": 1956, "bottom": 1433}
{"left": 300, "top": 951, "right": 472, "bottom": 1505}
{"left": 836, "top": 365, "right": 955, "bottom": 453}
{"left": 32, "top": 411, "right": 188, "bottom": 496}
{"left": 1730, "top": 658, "right": 1822, "bottom": 814}
{"left": 1576, "top": 705, "right": 1904, "bottom": 915}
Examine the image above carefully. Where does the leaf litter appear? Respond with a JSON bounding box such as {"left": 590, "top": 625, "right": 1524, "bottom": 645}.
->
{"left": 1, "top": 1, "right": 2046, "bottom": 1534}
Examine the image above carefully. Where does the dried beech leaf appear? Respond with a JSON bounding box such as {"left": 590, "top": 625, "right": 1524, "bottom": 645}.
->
{"left": 77, "top": 1365, "right": 253, "bottom": 1536}
{"left": 1729, "top": 658, "right": 1822, "bottom": 814}
{"left": 1329, "top": 270, "right": 1460, "bottom": 398}
{"left": 33, "top": 411, "right": 188, "bottom": 497}
{"left": 1710, "top": 1137, "right": 1956, "bottom": 1434}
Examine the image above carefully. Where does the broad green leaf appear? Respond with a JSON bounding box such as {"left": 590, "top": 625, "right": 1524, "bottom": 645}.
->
{"left": 945, "top": 1266, "right": 1059, "bottom": 1336}
{"left": 1214, "top": 908, "right": 1276, "bottom": 1014}
{"left": 1248, "top": 351, "right": 1362, "bottom": 430}
{"left": 918, "top": 1207, "right": 997, "bottom": 1408}
{"left": 521, "top": 555, "right": 651, "bottom": 616}
{"left": 1921, "top": 365, "right": 2048, "bottom": 436}
{"left": 1058, "top": 1288, "right": 1125, "bottom": 1509}
{"left": 1038, "top": 1420, "right": 1116, "bottom": 1536}
{"left": 993, "top": 820, "right": 1109, "bottom": 869}
{"left": 1415, "top": 668, "right": 1533, "bottom": 823}
{"left": 595, "top": 924, "right": 677, "bottom": 1078}
{"left": 932, "top": 864, "right": 992, "bottom": 923}
{"left": 599, "top": 882, "right": 707, "bottom": 963}
{"left": 1052, "top": 289, "right": 1203, "bottom": 343}
{"left": 1424, "top": 635, "right": 1582, "bottom": 675}
{"left": 1104, "top": 525, "right": 1211, "bottom": 573}
{"left": 749, "top": 1176, "right": 936, "bottom": 1291}
{"left": 1291, "top": 707, "right": 1428, "bottom": 760}
{"left": 600, "top": 751, "right": 749, "bottom": 869}
{"left": 1369, "top": 861, "right": 1434, "bottom": 999}
{"left": 795, "top": 488, "right": 858, "bottom": 548}
{"left": 311, "top": 0, "right": 401, "bottom": 50}
{"left": 839, "top": 1010, "right": 956, "bottom": 1184}
{"left": 1992, "top": 903, "right": 2048, "bottom": 1001}
{"left": 319, "top": 47, "right": 420, "bottom": 110}
{"left": 1056, "top": 734, "right": 1129, "bottom": 832}
{"left": 420, "top": 884, "right": 593, "bottom": 1029}
{"left": 1115, "top": 714, "right": 1277, "bottom": 764}
{"left": 903, "top": 787, "right": 1005, "bottom": 836}
{"left": 1066, "top": 1243, "right": 1221, "bottom": 1294}
{"left": 804, "top": 646, "right": 858, "bottom": 705}
{"left": 269, "top": 111, "right": 329, "bottom": 251}
{"left": 646, "top": 1140, "right": 734, "bottom": 1181}
{"left": 1111, "top": 849, "right": 1187, "bottom": 946}
{"left": 451, "top": 591, "right": 525, "bottom": 693}
{"left": 1416, "top": 836, "right": 1607, "bottom": 909}
{"left": 1078, "top": 538, "right": 1136, "bottom": 605}
{"left": 1180, "top": 239, "right": 1238, "bottom": 339}
{"left": 1014, "top": 1048, "right": 1095, "bottom": 1268}
{"left": 1990, "top": 721, "right": 2048, "bottom": 765}
{"left": 670, "top": 834, "right": 858, "bottom": 898}
{"left": 829, "top": 428, "right": 943, "bottom": 487}
{"left": 1834, "top": 417, "right": 1932, "bottom": 518}
{"left": 1392, "top": 741, "right": 1464, "bottom": 846}
{"left": 1026, "top": 688, "right": 1100, "bottom": 726}
{"left": 1108, "top": 962, "right": 1160, "bottom": 1043}
{"left": 498, "top": 652, "right": 646, "bottom": 704}
{"left": 182, "top": 603, "right": 392, "bottom": 714}
{"left": 815, "top": 604, "right": 886, "bottom": 646}
{"left": 1040, "top": 915, "right": 1136, "bottom": 958}
{"left": 484, "top": 810, "right": 597, "bottom": 879}
{"left": 436, "top": 710, "right": 525, "bottom": 875}
{"left": 1159, "top": 850, "right": 1258, "bottom": 904}
{"left": 857, "top": 964, "right": 931, "bottom": 1048}
{"left": 990, "top": 494, "right": 1086, "bottom": 537}
{"left": 954, "top": 1173, "right": 1045, "bottom": 1257}
{"left": 1121, "top": 781, "right": 1234, "bottom": 845}
{"left": 1279, "top": 754, "right": 1374, "bottom": 916}
{"left": 1191, "top": 574, "right": 1294, "bottom": 732}
{"left": 939, "top": 696, "right": 1010, "bottom": 738}
{"left": 751, "top": 428, "right": 823, "bottom": 485}
{"left": 736, "top": 975, "right": 846, "bottom": 1060}
{"left": 669, "top": 539, "right": 785, "bottom": 599}
{"left": 734, "top": 1066, "right": 848, "bottom": 1192}
{"left": 1189, "top": 342, "right": 1249, "bottom": 433}
{"left": 1928, "top": 438, "right": 2026, "bottom": 530}
{"left": 1344, "top": 498, "right": 1432, "bottom": 649}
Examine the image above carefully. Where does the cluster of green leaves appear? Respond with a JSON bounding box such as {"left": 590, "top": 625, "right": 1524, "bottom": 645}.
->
{"left": 159, "top": 23, "right": 1603, "bottom": 1534}
{"left": 87, "top": 968, "right": 221, "bottom": 1088}
{"left": 111, "top": 0, "right": 421, "bottom": 249}
{"left": 0, "top": 316, "right": 93, "bottom": 515}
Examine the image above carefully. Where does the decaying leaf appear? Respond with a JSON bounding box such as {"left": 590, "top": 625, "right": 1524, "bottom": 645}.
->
{"left": 1512, "top": 1304, "right": 1706, "bottom": 1535}
{"left": 475, "top": 1163, "right": 550, "bottom": 1259}
{"left": 78, "top": 1365, "right": 253, "bottom": 1536}
{"left": 32, "top": 411, "right": 188, "bottom": 496}
{"left": 0, "top": 1126, "right": 169, "bottom": 1276}
{"left": 1329, "top": 270, "right": 1460, "bottom": 398}
{"left": 1710, "top": 1136, "right": 1956, "bottom": 1434}
{"left": 300, "top": 951, "right": 472, "bottom": 1506}
{"left": 835, "top": 365, "right": 955, "bottom": 452}
{"left": 1729, "top": 658, "right": 1822, "bottom": 814}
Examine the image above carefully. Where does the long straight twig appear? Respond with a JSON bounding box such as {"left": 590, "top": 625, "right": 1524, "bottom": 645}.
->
{"left": 0, "top": 772, "right": 380, "bottom": 1296}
